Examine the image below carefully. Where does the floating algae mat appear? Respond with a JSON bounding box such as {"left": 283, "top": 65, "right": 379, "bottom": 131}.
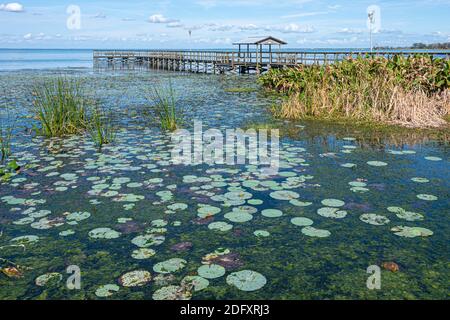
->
{"left": 0, "top": 69, "right": 449, "bottom": 300}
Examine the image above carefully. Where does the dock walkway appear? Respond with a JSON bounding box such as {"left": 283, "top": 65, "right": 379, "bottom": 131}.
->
{"left": 93, "top": 50, "right": 450, "bottom": 74}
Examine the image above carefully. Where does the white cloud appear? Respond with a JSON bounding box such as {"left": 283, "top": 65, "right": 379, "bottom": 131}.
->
{"left": 0, "top": 2, "right": 24, "bottom": 12}
{"left": 276, "top": 23, "right": 315, "bottom": 33}
{"left": 148, "top": 14, "right": 178, "bottom": 24}
{"left": 167, "top": 21, "right": 184, "bottom": 28}
{"left": 23, "top": 33, "right": 32, "bottom": 40}
{"left": 337, "top": 28, "right": 364, "bottom": 34}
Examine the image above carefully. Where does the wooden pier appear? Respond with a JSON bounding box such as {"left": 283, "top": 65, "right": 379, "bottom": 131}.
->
{"left": 93, "top": 49, "right": 450, "bottom": 74}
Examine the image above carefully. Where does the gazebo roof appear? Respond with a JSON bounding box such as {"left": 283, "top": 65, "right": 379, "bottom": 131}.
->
{"left": 233, "top": 36, "right": 287, "bottom": 46}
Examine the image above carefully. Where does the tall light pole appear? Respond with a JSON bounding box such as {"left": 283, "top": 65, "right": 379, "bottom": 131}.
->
{"left": 368, "top": 11, "right": 375, "bottom": 52}
{"left": 188, "top": 29, "right": 192, "bottom": 52}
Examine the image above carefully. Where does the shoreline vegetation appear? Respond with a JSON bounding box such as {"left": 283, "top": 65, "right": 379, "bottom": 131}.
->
{"left": 258, "top": 54, "right": 450, "bottom": 129}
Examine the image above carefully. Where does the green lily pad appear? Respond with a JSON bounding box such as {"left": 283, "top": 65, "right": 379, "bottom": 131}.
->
{"left": 119, "top": 270, "right": 152, "bottom": 287}
{"left": 224, "top": 211, "right": 253, "bottom": 223}
{"left": 317, "top": 207, "right": 347, "bottom": 219}
{"left": 132, "top": 248, "right": 156, "bottom": 260}
{"left": 254, "top": 230, "right": 270, "bottom": 237}
{"left": 208, "top": 221, "right": 233, "bottom": 232}
{"left": 181, "top": 276, "right": 209, "bottom": 291}
{"left": 197, "top": 264, "right": 226, "bottom": 279}
{"left": 360, "top": 214, "right": 390, "bottom": 226}
{"left": 153, "top": 258, "right": 187, "bottom": 274}
{"left": 391, "top": 226, "right": 433, "bottom": 238}
{"left": 269, "top": 190, "right": 299, "bottom": 201}
{"left": 301, "top": 226, "right": 331, "bottom": 238}
{"left": 35, "top": 273, "right": 63, "bottom": 287}
{"left": 95, "top": 284, "right": 120, "bottom": 298}
{"left": 321, "top": 199, "right": 345, "bottom": 207}
{"left": 88, "top": 228, "right": 121, "bottom": 239}
{"left": 417, "top": 194, "right": 438, "bottom": 201}
{"left": 152, "top": 285, "right": 191, "bottom": 300}
{"left": 291, "top": 217, "right": 314, "bottom": 227}
{"left": 226, "top": 270, "right": 267, "bottom": 292}
{"left": 261, "top": 209, "right": 283, "bottom": 218}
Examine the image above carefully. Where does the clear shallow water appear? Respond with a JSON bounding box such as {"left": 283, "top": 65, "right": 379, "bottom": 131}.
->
{"left": 0, "top": 69, "right": 449, "bottom": 300}
{"left": 0, "top": 49, "right": 92, "bottom": 70}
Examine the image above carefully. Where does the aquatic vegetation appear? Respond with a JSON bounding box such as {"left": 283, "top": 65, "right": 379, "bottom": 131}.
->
{"left": 0, "top": 121, "right": 12, "bottom": 162}
{"left": 226, "top": 270, "right": 267, "bottom": 292}
{"left": 152, "top": 285, "right": 192, "bottom": 300}
{"left": 119, "top": 270, "right": 152, "bottom": 287}
{"left": 32, "top": 78, "right": 89, "bottom": 137}
{"left": 35, "top": 273, "right": 63, "bottom": 287}
{"left": 301, "top": 226, "right": 331, "bottom": 238}
{"left": 197, "top": 264, "right": 226, "bottom": 279}
{"left": 153, "top": 258, "right": 187, "bottom": 274}
{"left": 391, "top": 226, "right": 434, "bottom": 238}
{"left": 260, "top": 55, "right": 450, "bottom": 128}
{"left": 291, "top": 217, "right": 314, "bottom": 227}
{"left": 224, "top": 87, "right": 257, "bottom": 93}
{"left": 86, "top": 106, "right": 117, "bottom": 149}
{"left": 0, "top": 70, "right": 447, "bottom": 300}
{"left": 317, "top": 207, "right": 347, "bottom": 219}
{"left": 360, "top": 214, "right": 390, "bottom": 226}
{"left": 182, "top": 276, "right": 209, "bottom": 292}
{"left": 88, "top": 228, "right": 121, "bottom": 239}
{"left": 95, "top": 284, "right": 120, "bottom": 298}
{"left": 145, "top": 80, "right": 181, "bottom": 131}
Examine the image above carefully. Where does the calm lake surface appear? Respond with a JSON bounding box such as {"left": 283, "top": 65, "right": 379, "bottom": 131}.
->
{"left": 0, "top": 65, "right": 449, "bottom": 299}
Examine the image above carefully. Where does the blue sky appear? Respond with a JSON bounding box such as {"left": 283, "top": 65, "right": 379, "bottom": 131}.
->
{"left": 0, "top": 0, "right": 449, "bottom": 48}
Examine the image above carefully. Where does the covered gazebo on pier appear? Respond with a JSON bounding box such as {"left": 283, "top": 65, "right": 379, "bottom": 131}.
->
{"left": 232, "top": 36, "right": 287, "bottom": 73}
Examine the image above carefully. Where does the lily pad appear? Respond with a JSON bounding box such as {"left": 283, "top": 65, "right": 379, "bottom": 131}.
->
{"left": 291, "top": 217, "right": 314, "bottom": 227}
{"left": 119, "top": 270, "right": 152, "bottom": 287}
{"left": 360, "top": 214, "right": 390, "bottom": 226}
{"left": 208, "top": 221, "right": 233, "bottom": 232}
{"left": 197, "top": 264, "right": 226, "bottom": 279}
{"left": 88, "top": 228, "right": 121, "bottom": 239}
{"left": 95, "top": 284, "right": 120, "bottom": 298}
{"left": 301, "top": 226, "right": 331, "bottom": 238}
{"left": 35, "top": 273, "right": 63, "bottom": 287}
{"left": 153, "top": 258, "right": 187, "bottom": 274}
{"left": 391, "top": 226, "right": 433, "bottom": 238}
{"left": 152, "top": 285, "right": 191, "bottom": 300}
{"left": 261, "top": 209, "right": 283, "bottom": 218}
{"left": 226, "top": 270, "right": 267, "bottom": 292}
{"left": 321, "top": 199, "right": 345, "bottom": 207}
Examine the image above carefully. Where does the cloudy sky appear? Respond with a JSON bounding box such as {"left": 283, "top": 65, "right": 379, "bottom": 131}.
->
{"left": 0, "top": 0, "right": 449, "bottom": 48}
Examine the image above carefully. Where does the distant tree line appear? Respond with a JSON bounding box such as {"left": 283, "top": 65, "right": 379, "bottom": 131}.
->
{"left": 375, "top": 42, "right": 450, "bottom": 50}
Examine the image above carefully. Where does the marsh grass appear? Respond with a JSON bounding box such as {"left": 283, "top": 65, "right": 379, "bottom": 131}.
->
{"left": 260, "top": 55, "right": 450, "bottom": 128}
{"left": 87, "top": 106, "right": 117, "bottom": 149}
{"left": 146, "top": 81, "right": 181, "bottom": 131}
{"left": 32, "top": 78, "right": 88, "bottom": 137}
{"left": 0, "top": 124, "right": 12, "bottom": 162}
{"left": 224, "top": 87, "right": 257, "bottom": 93}
{"left": 0, "top": 106, "right": 13, "bottom": 162}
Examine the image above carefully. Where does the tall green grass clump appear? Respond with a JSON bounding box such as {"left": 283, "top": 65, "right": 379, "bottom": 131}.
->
{"left": 87, "top": 106, "right": 116, "bottom": 149}
{"left": 32, "top": 78, "right": 88, "bottom": 137}
{"left": 146, "top": 81, "right": 181, "bottom": 131}
{"left": 0, "top": 106, "right": 13, "bottom": 162}
{"left": 259, "top": 55, "right": 450, "bottom": 128}
{"left": 0, "top": 123, "right": 12, "bottom": 162}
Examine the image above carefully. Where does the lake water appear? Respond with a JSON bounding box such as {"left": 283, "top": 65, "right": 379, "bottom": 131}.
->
{"left": 0, "top": 61, "right": 448, "bottom": 299}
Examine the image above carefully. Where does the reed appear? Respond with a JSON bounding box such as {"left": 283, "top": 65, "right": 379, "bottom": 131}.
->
{"left": 0, "top": 125, "right": 11, "bottom": 162}
{"left": 260, "top": 55, "right": 450, "bottom": 128}
{"left": 146, "top": 81, "right": 180, "bottom": 131}
{"left": 86, "top": 106, "right": 116, "bottom": 149}
{"left": 32, "top": 78, "right": 88, "bottom": 137}
{"left": 0, "top": 106, "right": 12, "bottom": 162}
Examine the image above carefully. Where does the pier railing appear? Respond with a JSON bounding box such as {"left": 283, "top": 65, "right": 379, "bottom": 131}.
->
{"left": 93, "top": 49, "right": 450, "bottom": 73}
